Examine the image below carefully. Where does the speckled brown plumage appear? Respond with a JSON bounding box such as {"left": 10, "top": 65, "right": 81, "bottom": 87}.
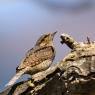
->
{"left": 16, "top": 46, "right": 55, "bottom": 74}
{"left": 6, "top": 32, "right": 57, "bottom": 87}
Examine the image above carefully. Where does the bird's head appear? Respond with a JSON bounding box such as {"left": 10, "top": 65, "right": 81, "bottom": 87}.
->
{"left": 35, "top": 32, "right": 57, "bottom": 47}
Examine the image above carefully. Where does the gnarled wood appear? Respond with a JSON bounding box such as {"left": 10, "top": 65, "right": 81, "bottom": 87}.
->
{"left": 1, "top": 33, "right": 95, "bottom": 95}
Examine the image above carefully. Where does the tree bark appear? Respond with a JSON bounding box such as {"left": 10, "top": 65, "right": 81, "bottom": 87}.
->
{"left": 1, "top": 33, "right": 95, "bottom": 95}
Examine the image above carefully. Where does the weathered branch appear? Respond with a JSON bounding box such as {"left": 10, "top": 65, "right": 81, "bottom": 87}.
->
{"left": 1, "top": 33, "right": 95, "bottom": 95}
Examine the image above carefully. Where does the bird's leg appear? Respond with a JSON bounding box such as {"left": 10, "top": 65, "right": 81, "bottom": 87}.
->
{"left": 28, "top": 74, "right": 35, "bottom": 87}
{"left": 28, "top": 70, "right": 48, "bottom": 87}
{"left": 28, "top": 79, "right": 35, "bottom": 87}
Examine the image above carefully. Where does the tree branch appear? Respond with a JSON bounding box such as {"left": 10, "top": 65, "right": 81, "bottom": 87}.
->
{"left": 1, "top": 33, "right": 95, "bottom": 95}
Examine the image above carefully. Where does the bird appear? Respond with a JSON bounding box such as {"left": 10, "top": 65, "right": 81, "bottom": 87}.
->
{"left": 5, "top": 32, "right": 57, "bottom": 87}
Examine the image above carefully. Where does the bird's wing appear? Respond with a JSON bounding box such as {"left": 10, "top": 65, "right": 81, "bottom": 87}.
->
{"left": 5, "top": 46, "right": 55, "bottom": 87}
{"left": 17, "top": 46, "right": 55, "bottom": 71}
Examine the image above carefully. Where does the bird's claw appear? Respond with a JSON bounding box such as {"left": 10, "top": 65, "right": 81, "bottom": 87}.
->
{"left": 28, "top": 80, "right": 35, "bottom": 87}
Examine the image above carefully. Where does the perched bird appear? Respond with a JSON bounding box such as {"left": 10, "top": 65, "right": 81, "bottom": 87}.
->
{"left": 5, "top": 32, "right": 57, "bottom": 87}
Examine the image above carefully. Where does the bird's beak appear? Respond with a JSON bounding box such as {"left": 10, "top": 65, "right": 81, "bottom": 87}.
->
{"left": 51, "top": 31, "right": 57, "bottom": 38}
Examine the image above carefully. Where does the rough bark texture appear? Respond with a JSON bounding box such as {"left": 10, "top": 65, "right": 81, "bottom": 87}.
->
{"left": 1, "top": 33, "right": 95, "bottom": 95}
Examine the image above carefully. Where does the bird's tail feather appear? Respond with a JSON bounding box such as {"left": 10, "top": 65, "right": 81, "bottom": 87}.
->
{"left": 5, "top": 69, "right": 25, "bottom": 87}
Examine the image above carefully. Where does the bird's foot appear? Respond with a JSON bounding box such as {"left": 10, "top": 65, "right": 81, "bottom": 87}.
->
{"left": 28, "top": 80, "right": 35, "bottom": 87}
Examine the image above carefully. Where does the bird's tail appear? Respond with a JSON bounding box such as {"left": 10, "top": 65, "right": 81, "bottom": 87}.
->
{"left": 5, "top": 69, "right": 25, "bottom": 87}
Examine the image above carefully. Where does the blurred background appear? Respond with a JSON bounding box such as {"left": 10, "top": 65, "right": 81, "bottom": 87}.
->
{"left": 0, "top": 0, "right": 95, "bottom": 92}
